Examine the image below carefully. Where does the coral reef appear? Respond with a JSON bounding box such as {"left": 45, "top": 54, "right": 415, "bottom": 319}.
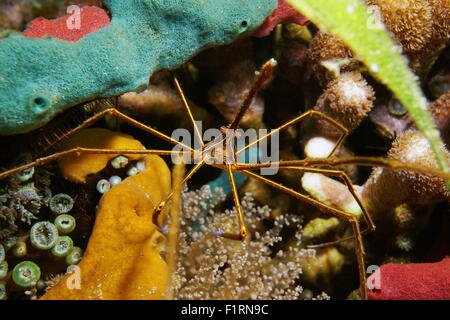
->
{"left": 304, "top": 72, "right": 375, "bottom": 144}
{"left": 193, "top": 39, "right": 266, "bottom": 128}
{"left": 362, "top": 129, "right": 449, "bottom": 219}
{"left": 0, "top": 158, "right": 83, "bottom": 299}
{"left": 118, "top": 84, "right": 215, "bottom": 130}
{"left": 0, "top": 157, "right": 53, "bottom": 239}
{"left": 0, "top": 0, "right": 448, "bottom": 302}
{"left": 366, "top": 0, "right": 434, "bottom": 56}
{"left": 369, "top": 96, "right": 412, "bottom": 140}
{"left": 307, "top": 0, "right": 450, "bottom": 78}
{"left": 427, "top": 92, "right": 450, "bottom": 140}
{"left": 57, "top": 0, "right": 105, "bottom": 15}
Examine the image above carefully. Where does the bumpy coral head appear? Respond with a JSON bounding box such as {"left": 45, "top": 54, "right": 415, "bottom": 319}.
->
{"left": 365, "top": 0, "right": 433, "bottom": 55}
{"left": 313, "top": 72, "right": 375, "bottom": 139}
{"left": 388, "top": 129, "right": 450, "bottom": 204}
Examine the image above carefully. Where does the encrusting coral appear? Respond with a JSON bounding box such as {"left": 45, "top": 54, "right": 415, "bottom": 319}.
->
{"left": 42, "top": 155, "right": 171, "bottom": 300}
{"left": 367, "top": 257, "right": 450, "bottom": 300}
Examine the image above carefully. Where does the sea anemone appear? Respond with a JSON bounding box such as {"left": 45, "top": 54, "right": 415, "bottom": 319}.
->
{"left": 171, "top": 189, "right": 325, "bottom": 300}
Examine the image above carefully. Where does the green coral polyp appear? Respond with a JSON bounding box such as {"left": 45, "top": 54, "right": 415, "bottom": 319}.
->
{"left": 54, "top": 214, "right": 76, "bottom": 235}
{"left": 0, "top": 261, "right": 7, "bottom": 279}
{"left": 13, "top": 153, "right": 34, "bottom": 182}
{"left": 49, "top": 193, "right": 74, "bottom": 215}
{"left": 51, "top": 236, "right": 74, "bottom": 258}
{"left": 66, "top": 246, "right": 83, "bottom": 265}
{"left": 0, "top": 244, "right": 4, "bottom": 263}
{"left": 12, "top": 241, "right": 27, "bottom": 258}
{"left": 0, "top": 0, "right": 277, "bottom": 135}
{"left": 0, "top": 281, "right": 6, "bottom": 300}
{"left": 30, "top": 221, "right": 59, "bottom": 250}
{"left": 12, "top": 261, "right": 41, "bottom": 288}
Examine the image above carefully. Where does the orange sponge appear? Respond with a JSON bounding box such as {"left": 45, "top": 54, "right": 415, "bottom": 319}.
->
{"left": 58, "top": 128, "right": 145, "bottom": 183}
{"left": 42, "top": 155, "right": 171, "bottom": 300}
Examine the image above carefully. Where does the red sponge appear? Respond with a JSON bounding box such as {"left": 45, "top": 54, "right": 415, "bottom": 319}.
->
{"left": 253, "top": 0, "right": 309, "bottom": 38}
{"left": 368, "top": 257, "right": 450, "bottom": 300}
{"left": 22, "top": 6, "right": 110, "bottom": 42}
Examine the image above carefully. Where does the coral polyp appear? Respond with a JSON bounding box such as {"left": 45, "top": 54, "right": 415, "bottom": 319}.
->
{"left": 30, "top": 221, "right": 59, "bottom": 250}
{"left": 65, "top": 246, "right": 83, "bottom": 266}
{"left": 12, "top": 261, "right": 41, "bottom": 288}
{"left": 54, "top": 214, "right": 76, "bottom": 235}
{"left": 0, "top": 261, "right": 7, "bottom": 279}
{"left": 51, "top": 236, "right": 74, "bottom": 258}
{"left": 49, "top": 193, "right": 74, "bottom": 215}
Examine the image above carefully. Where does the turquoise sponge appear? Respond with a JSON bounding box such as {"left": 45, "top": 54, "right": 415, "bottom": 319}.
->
{"left": 0, "top": 0, "right": 277, "bottom": 135}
